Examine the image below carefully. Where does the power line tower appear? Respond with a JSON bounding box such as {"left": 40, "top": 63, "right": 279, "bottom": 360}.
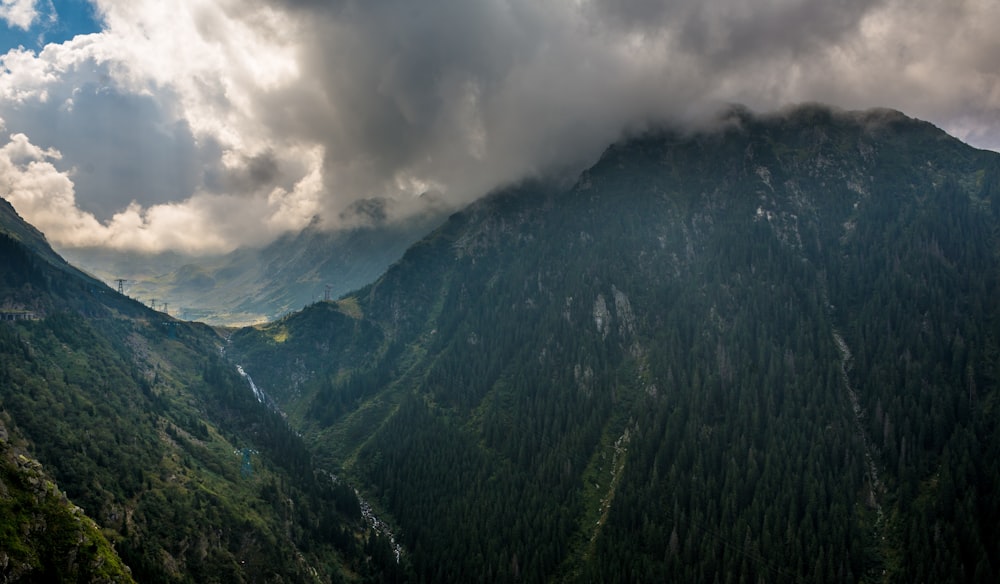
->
{"left": 324, "top": 284, "right": 332, "bottom": 302}
{"left": 150, "top": 298, "right": 156, "bottom": 311}
{"left": 115, "top": 278, "right": 127, "bottom": 295}
{"left": 161, "top": 302, "right": 168, "bottom": 315}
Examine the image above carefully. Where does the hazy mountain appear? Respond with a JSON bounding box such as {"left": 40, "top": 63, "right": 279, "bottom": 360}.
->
{"left": 0, "top": 199, "right": 407, "bottom": 582}
{"left": 62, "top": 210, "right": 446, "bottom": 326}
{"left": 230, "top": 105, "right": 1000, "bottom": 582}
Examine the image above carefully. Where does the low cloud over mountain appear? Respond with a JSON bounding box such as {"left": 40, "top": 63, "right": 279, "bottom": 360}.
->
{"left": 2, "top": 0, "right": 999, "bottom": 253}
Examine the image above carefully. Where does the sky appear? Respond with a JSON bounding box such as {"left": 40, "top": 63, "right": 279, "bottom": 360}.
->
{"left": 1, "top": 0, "right": 999, "bottom": 255}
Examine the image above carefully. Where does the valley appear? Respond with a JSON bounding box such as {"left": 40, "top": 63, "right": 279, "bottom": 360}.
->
{"left": 61, "top": 211, "right": 447, "bottom": 327}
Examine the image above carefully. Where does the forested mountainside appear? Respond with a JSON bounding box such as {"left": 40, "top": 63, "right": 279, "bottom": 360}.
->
{"left": 0, "top": 203, "right": 406, "bottom": 582}
{"left": 231, "top": 105, "right": 1000, "bottom": 583}
{"left": 1, "top": 419, "right": 134, "bottom": 583}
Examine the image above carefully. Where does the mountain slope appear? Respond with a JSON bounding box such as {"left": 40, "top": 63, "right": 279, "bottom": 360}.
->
{"left": 1, "top": 420, "right": 134, "bottom": 583}
{"left": 0, "top": 197, "right": 79, "bottom": 274}
{"left": 230, "top": 105, "right": 1000, "bottom": 582}
{"left": 0, "top": 198, "right": 407, "bottom": 582}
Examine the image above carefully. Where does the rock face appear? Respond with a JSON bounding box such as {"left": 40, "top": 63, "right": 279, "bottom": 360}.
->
{"left": 0, "top": 421, "right": 135, "bottom": 583}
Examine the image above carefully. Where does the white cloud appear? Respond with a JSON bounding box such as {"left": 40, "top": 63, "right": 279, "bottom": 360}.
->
{"left": 0, "top": 0, "right": 39, "bottom": 30}
{"left": 0, "top": 129, "right": 319, "bottom": 253}
{"left": 0, "top": 130, "right": 106, "bottom": 247}
{"left": 87, "top": 0, "right": 300, "bottom": 152}
{"left": 0, "top": 0, "right": 322, "bottom": 252}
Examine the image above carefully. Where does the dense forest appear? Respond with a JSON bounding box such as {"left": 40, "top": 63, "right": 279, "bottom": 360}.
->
{"left": 231, "top": 106, "right": 1000, "bottom": 583}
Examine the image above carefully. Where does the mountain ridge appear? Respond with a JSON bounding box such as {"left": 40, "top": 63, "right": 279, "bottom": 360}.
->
{"left": 231, "top": 104, "right": 1000, "bottom": 582}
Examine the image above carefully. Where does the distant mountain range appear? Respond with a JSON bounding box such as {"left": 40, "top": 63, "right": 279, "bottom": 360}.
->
{"left": 62, "top": 210, "right": 446, "bottom": 326}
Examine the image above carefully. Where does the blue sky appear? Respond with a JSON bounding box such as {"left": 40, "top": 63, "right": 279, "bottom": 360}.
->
{"left": 0, "top": 0, "right": 101, "bottom": 54}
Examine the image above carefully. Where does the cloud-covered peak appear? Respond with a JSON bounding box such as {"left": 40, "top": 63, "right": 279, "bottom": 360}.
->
{"left": 1, "top": 0, "right": 999, "bottom": 254}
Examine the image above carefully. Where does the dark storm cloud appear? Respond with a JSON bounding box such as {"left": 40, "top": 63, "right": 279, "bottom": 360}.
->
{"left": 259, "top": 0, "right": 544, "bottom": 174}
{"left": 252, "top": 0, "right": 979, "bottom": 226}
{"left": 251, "top": 0, "right": 685, "bottom": 220}
{"left": 256, "top": 0, "right": 997, "bottom": 225}
{"left": 589, "top": 0, "right": 879, "bottom": 61}
{"left": 203, "top": 149, "right": 298, "bottom": 196}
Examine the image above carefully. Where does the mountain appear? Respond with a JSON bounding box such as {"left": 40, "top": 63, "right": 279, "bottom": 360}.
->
{"left": 230, "top": 105, "right": 1000, "bottom": 582}
{"left": 62, "top": 210, "right": 446, "bottom": 326}
{"left": 0, "top": 200, "right": 407, "bottom": 581}
{"left": 1, "top": 420, "right": 134, "bottom": 583}
{"left": 0, "top": 197, "right": 107, "bottom": 288}
{"left": 0, "top": 198, "right": 67, "bottom": 270}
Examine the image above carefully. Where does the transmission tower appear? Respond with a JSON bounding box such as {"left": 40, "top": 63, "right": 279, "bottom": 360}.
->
{"left": 324, "top": 284, "right": 332, "bottom": 302}
{"left": 115, "top": 278, "right": 127, "bottom": 295}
